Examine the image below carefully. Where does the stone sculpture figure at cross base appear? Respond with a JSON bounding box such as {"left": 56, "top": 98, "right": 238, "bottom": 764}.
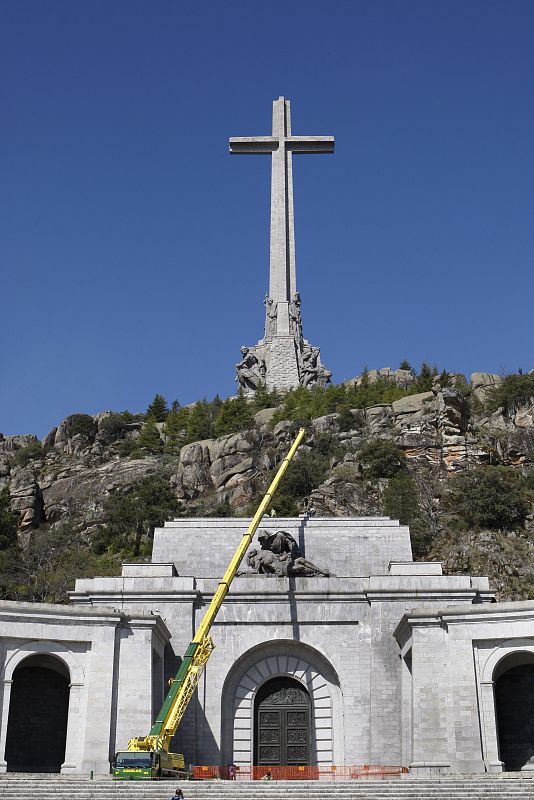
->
{"left": 235, "top": 346, "right": 266, "bottom": 392}
{"left": 230, "top": 97, "right": 333, "bottom": 394}
{"left": 301, "top": 344, "right": 332, "bottom": 389}
{"left": 244, "top": 529, "right": 330, "bottom": 578}
{"left": 263, "top": 296, "right": 278, "bottom": 338}
{"left": 288, "top": 292, "right": 303, "bottom": 346}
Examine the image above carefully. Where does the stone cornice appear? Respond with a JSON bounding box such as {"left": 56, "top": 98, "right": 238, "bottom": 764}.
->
{"left": 393, "top": 599, "right": 534, "bottom": 646}
{"left": 0, "top": 600, "right": 171, "bottom": 639}
{"left": 0, "top": 600, "right": 122, "bottom": 627}
{"left": 126, "top": 613, "right": 171, "bottom": 643}
{"left": 69, "top": 589, "right": 200, "bottom": 605}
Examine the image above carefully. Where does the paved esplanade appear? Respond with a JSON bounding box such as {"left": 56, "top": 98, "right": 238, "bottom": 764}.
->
{"left": 230, "top": 97, "right": 334, "bottom": 393}
{"left": 230, "top": 97, "right": 334, "bottom": 317}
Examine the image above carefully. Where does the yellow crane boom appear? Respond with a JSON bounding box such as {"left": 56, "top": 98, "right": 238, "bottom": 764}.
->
{"left": 127, "top": 427, "right": 306, "bottom": 755}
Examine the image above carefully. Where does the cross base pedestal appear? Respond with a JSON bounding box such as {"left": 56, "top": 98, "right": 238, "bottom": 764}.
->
{"left": 236, "top": 331, "right": 331, "bottom": 397}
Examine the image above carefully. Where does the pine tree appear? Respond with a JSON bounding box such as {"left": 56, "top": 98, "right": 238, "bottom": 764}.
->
{"left": 137, "top": 417, "right": 163, "bottom": 452}
{"left": 146, "top": 394, "right": 169, "bottom": 422}
{"left": 439, "top": 369, "right": 451, "bottom": 388}
{"left": 214, "top": 393, "right": 254, "bottom": 437}
{"left": 186, "top": 400, "right": 213, "bottom": 442}
{"left": 103, "top": 476, "right": 181, "bottom": 557}
{"left": 164, "top": 407, "right": 190, "bottom": 454}
{"left": 415, "top": 362, "right": 438, "bottom": 392}
{"left": 252, "top": 385, "right": 281, "bottom": 411}
{"left": 0, "top": 488, "right": 18, "bottom": 551}
{"left": 399, "top": 360, "right": 413, "bottom": 372}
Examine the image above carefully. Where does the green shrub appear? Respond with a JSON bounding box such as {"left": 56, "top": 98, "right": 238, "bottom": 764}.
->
{"left": 448, "top": 466, "right": 530, "bottom": 531}
{"left": 0, "top": 523, "right": 123, "bottom": 603}
{"left": 0, "top": 488, "right": 18, "bottom": 550}
{"left": 382, "top": 472, "right": 434, "bottom": 557}
{"left": 270, "top": 380, "right": 419, "bottom": 426}
{"left": 186, "top": 400, "right": 214, "bottom": 442}
{"left": 251, "top": 386, "right": 281, "bottom": 411}
{"left": 136, "top": 418, "right": 163, "bottom": 453}
{"left": 399, "top": 360, "right": 413, "bottom": 372}
{"left": 14, "top": 439, "right": 43, "bottom": 467}
{"left": 68, "top": 414, "right": 96, "bottom": 438}
{"left": 337, "top": 408, "right": 358, "bottom": 432}
{"left": 128, "top": 448, "right": 145, "bottom": 460}
{"left": 99, "top": 414, "right": 127, "bottom": 439}
{"left": 438, "top": 370, "right": 451, "bottom": 388}
{"left": 357, "top": 440, "right": 406, "bottom": 479}
{"left": 486, "top": 374, "right": 534, "bottom": 414}
{"left": 163, "top": 407, "right": 190, "bottom": 454}
{"left": 279, "top": 457, "right": 324, "bottom": 497}
{"left": 413, "top": 363, "right": 438, "bottom": 393}
{"left": 267, "top": 493, "right": 301, "bottom": 517}
{"left": 116, "top": 438, "right": 138, "bottom": 456}
{"left": 271, "top": 438, "right": 335, "bottom": 507}
{"left": 382, "top": 472, "right": 420, "bottom": 525}
{"left": 99, "top": 476, "right": 181, "bottom": 557}
{"left": 205, "top": 501, "right": 233, "bottom": 517}
{"left": 214, "top": 393, "right": 254, "bottom": 437}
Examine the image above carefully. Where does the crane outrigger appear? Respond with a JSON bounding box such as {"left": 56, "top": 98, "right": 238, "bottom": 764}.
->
{"left": 112, "top": 427, "right": 306, "bottom": 779}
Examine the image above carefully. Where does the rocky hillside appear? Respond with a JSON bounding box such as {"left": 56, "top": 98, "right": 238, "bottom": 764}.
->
{"left": 1, "top": 368, "right": 534, "bottom": 602}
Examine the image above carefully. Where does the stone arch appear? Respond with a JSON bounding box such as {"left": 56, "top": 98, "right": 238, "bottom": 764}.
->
{"left": 5, "top": 653, "right": 71, "bottom": 772}
{"left": 221, "top": 640, "right": 342, "bottom": 768}
{"left": 478, "top": 640, "right": 534, "bottom": 772}
{"left": 2, "top": 640, "right": 85, "bottom": 685}
{"left": 1, "top": 641, "right": 85, "bottom": 774}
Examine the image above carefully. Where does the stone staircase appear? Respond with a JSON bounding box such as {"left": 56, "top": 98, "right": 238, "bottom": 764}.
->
{"left": 2, "top": 775, "right": 534, "bottom": 800}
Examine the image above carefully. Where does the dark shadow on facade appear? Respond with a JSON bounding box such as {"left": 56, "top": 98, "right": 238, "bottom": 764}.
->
{"left": 166, "top": 643, "right": 220, "bottom": 767}
{"left": 494, "top": 651, "right": 534, "bottom": 771}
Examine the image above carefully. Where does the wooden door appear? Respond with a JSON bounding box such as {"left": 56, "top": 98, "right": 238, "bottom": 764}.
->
{"left": 254, "top": 677, "right": 310, "bottom": 765}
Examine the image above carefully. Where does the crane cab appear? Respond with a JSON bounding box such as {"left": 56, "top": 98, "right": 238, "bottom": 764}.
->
{"left": 113, "top": 749, "right": 186, "bottom": 780}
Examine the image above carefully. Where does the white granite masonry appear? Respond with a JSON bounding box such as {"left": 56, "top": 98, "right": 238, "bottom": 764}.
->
{"left": 0, "top": 601, "right": 170, "bottom": 775}
{"left": 1, "top": 515, "right": 534, "bottom": 776}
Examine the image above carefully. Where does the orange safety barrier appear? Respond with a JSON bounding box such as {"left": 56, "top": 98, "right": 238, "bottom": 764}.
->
{"left": 193, "top": 766, "right": 225, "bottom": 780}
{"left": 192, "top": 765, "right": 409, "bottom": 781}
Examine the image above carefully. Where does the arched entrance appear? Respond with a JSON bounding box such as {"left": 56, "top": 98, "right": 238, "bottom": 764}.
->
{"left": 254, "top": 677, "right": 310, "bottom": 766}
{"left": 5, "top": 654, "right": 70, "bottom": 773}
{"left": 494, "top": 652, "right": 534, "bottom": 771}
{"left": 221, "top": 640, "right": 343, "bottom": 768}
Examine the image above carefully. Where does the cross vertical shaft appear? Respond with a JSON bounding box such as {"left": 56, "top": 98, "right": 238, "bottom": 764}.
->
{"left": 229, "top": 96, "right": 334, "bottom": 333}
{"left": 269, "top": 97, "right": 296, "bottom": 306}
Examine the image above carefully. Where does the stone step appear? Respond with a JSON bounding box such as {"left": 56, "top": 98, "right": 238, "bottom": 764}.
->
{"left": 2, "top": 775, "right": 534, "bottom": 800}
{"left": 2, "top": 782, "right": 534, "bottom": 789}
{"left": 18, "top": 793, "right": 525, "bottom": 796}
{"left": 2, "top": 792, "right": 534, "bottom": 799}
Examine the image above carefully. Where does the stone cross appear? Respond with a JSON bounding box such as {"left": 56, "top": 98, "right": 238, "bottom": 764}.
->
{"left": 229, "top": 97, "right": 334, "bottom": 336}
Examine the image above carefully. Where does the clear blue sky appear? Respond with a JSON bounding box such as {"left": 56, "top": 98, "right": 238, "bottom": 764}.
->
{"left": 1, "top": 1, "right": 533, "bottom": 437}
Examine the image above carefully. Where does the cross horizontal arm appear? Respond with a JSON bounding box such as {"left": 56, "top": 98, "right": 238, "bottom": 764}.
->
{"left": 286, "top": 136, "right": 334, "bottom": 154}
{"left": 229, "top": 137, "right": 277, "bottom": 154}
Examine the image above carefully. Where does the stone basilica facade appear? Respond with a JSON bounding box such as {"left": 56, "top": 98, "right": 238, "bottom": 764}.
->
{"left": 2, "top": 515, "right": 534, "bottom": 776}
